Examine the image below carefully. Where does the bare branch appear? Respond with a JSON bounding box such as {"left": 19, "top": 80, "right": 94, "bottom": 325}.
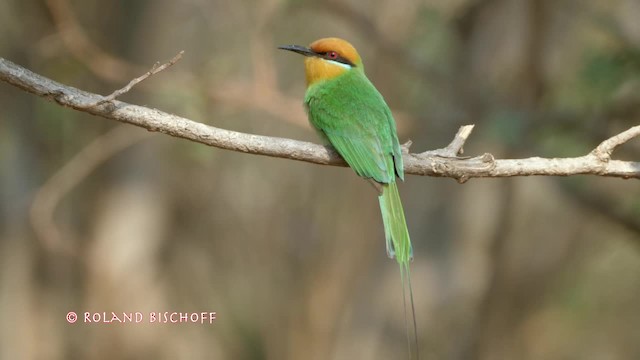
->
{"left": 1, "top": 57, "right": 639, "bottom": 180}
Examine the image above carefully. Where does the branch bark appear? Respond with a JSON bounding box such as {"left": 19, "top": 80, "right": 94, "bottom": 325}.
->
{"left": 1, "top": 57, "right": 639, "bottom": 181}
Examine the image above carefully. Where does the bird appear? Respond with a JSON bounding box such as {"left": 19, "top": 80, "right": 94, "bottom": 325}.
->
{"left": 279, "top": 37, "right": 418, "bottom": 358}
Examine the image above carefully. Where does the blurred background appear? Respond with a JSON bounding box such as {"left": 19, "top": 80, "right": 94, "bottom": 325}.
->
{"left": 1, "top": 0, "right": 640, "bottom": 359}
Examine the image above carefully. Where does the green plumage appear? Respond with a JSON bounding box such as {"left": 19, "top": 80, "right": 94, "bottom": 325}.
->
{"left": 304, "top": 67, "right": 412, "bottom": 265}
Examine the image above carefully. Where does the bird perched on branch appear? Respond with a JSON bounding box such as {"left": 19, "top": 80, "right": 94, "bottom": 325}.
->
{"left": 279, "top": 37, "right": 418, "bottom": 358}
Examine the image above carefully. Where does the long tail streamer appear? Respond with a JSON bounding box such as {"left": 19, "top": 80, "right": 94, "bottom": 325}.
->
{"left": 379, "top": 182, "right": 419, "bottom": 359}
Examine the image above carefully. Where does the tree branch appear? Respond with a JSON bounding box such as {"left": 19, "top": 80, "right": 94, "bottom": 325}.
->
{"left": 1, "top": 57, "right": 639, "bottom": 181}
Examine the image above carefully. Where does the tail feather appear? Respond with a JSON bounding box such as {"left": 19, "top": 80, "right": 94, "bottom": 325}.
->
{"left": 378, "top": 182, "right": 412, "bottom": 262}
{"left": 378, "top": 182, "right": 419, "bottom": 359}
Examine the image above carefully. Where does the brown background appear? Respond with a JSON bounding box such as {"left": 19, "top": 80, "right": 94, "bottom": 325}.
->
{"left": 1, "top": 0, "right": 639, "bottom": 359}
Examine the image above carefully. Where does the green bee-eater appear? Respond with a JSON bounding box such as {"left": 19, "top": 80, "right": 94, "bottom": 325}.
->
{"left": 279, "top": 37, "right": 418, "bottom": 357}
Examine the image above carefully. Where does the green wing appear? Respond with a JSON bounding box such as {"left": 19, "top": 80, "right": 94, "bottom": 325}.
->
{"left": 305, "top": 70, "right": 403, "bottom": 184}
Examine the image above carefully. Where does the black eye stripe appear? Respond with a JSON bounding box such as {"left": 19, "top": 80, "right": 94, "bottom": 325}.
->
{"left": 317, "top": 51, "right": 356, "bottom": 67}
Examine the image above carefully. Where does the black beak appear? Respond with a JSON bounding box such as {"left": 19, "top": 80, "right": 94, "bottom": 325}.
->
{"left": 277, "top": 45, "right": 316, "bottom": 57}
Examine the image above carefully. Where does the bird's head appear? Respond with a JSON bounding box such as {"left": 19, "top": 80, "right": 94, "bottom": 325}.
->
{"left": 278, "top": 37, "right": 363, "bottom": 87}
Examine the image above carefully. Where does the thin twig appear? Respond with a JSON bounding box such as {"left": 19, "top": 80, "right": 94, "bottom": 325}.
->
{"left": 591, "top": 125, "right": 640, "bottom": 162}
{"left": 417, "top": 125, "right": 475, "bottom": 158}
{"left": 79, "top": 51, "right": 184, "bottom": 109}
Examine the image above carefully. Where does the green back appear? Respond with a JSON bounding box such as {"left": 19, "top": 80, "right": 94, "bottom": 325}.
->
{"left": 304, "top": 69, "right": 404, "bottom": 184}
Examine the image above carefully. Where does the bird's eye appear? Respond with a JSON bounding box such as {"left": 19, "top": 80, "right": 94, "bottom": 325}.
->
{"left": 327, "top": 51, "right": 338, "bottom": 59}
